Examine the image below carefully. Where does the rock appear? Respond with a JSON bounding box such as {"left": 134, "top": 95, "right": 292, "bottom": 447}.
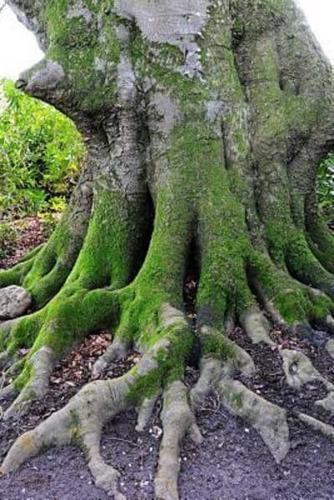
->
{"left": 0, "top": 286, "right": 32, "bottom": 319}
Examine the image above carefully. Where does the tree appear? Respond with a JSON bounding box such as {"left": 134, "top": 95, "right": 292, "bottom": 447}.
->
{"left": 1, "top": 1, "right": 334, "bottom": 498}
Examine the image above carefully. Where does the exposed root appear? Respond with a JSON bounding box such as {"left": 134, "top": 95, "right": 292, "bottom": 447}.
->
{"left": 240, "top": 308, "right": 274, "bottom": 346}
{"left": 0, "top": 352, "right": 10, "bottom": 372}
{"left": 136, "top": 393, "right": 159, "bottom": 432}
{"left": 326, "top": 339, "right": 334, "bottom": 359}
{"left": 325, "top": 315, "right": 334, "bottom": 334}
{"left": 1, "top": 304, "right": 194, "bottom": 499}
{"left": 92, "top": 337, "right": 129, "bottom": 378}
{"left": 281, "top": 349, "right": 333, "bottom": 391}
{"left": 217, "top": 376, "right": 290, "bottom": 463}
{"left": 155, "top": 380, "right": 202, "bottom": 500}
{"left": 0, "top": 382, "right": 15, "bottom": 402}
{"left": 84, "top": 429, "right": 126, "bottom": 500}
{"left": 190, "top": 356, "right": 222, "bottom": 409}
{"left": 298, "top": 412, "right": 334, "bottom": 440}
{"left": 3, "top": 346, "right": 54, "bottom": 419}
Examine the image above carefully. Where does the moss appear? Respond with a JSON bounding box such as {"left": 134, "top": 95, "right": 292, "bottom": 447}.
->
{"left": 0, "top": 260, "right": 34, "bottom": 289}
{"left": 201, "top": 331, "right": 236, "bottom": 360}
{"left": 67, "top": 189, "right": 140, "bottom": 290}
{"left": 249, "top": 251, "right": 313, "bottom": 325}
{"left": 6, "top": 312, "right": 44, "bottom": 354}
{"left": 127, "top": 322, "right": 193, "bottom": 405}
{"left": 286, "top": 231, "right": 334, "bottom": 296}
{"left": 196, "top": 130, "right": 253, "bottom": 321}
{"left": 14, "top": 362, "right": 33, "bottom": 391}
{"left": 41, "top": 0, "right": 122, "bottom": 112}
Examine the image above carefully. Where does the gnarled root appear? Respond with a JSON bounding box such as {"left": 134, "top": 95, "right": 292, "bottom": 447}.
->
{"left": 2, "top": 346, "right": 54, "bottom": 420}
{"left": 0, "top": 305, "right": 196, "bottom": 499}
{"left": 217, "top": 377, "right": 290, "bottom": 463}
{"left": 0, "top": 288, "right": 118, "bottom": 417}
{"left": 155, "top": 381, "right": 202, "bottom": 500}
{"left": 92, "top": 337, "right": 129, "bottom": 378}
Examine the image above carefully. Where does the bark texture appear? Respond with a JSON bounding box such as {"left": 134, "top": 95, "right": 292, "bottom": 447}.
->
{"left": 1, "top": 1, "right": 334, "bottom": 498}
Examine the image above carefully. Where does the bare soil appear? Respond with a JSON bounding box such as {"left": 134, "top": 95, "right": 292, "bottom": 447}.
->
{"left": 0, "top": 217, "right": 48, "bottom": 269}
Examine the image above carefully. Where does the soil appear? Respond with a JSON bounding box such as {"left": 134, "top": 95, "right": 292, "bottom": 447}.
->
{"left": 1, "top": 224, "right": 334, "bottom": 499}
{"left": 0, "top": 217, "right": 49, "bottom": 269}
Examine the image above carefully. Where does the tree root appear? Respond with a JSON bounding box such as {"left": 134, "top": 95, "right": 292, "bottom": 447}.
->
{"left": 240, "top": 308, "right": 274, "bottom": 346}
{"left": 3, "top": 309, "right": 334, "bottom": 498}
{"left": 0, "top": 287, "right": 119, "bottom": 416}
{"left": 2, "top": 346, "right": 54, "bottom": 419}
{"left": 0, "top": 305, "right": 196, "bottom": 499}
{"left": 217, "top": 377, "right": 290, "bottom": 463}
{"left": 155, "top": 381, "right": 202, "bottom": 500}
{"left": 92, "top": 337, "right": 129, "bottom": 378}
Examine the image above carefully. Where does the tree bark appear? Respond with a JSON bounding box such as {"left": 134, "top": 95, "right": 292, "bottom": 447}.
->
{"left": 1, "top": 1, "right": 334, "bottom": 498}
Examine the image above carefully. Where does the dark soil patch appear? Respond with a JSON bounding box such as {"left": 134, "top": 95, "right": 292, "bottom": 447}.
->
{"left": 0, "top": 217, "right": 48, "bottom": 269}
{"left": 230, "top": 327, "right": 334, "bottom": 426}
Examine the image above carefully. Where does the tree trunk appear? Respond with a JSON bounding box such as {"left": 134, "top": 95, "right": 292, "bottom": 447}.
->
{"left": 1, "top": 1, "right": 334, "bottom": 498}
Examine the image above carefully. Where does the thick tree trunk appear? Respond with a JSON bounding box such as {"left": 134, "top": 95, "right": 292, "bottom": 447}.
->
{"left": 1, "top": 1, "right": 334, "bottom": 498}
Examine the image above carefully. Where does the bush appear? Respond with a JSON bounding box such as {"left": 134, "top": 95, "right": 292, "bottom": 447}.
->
{"left": 0, "top": 223, "right": 18, "bottom": 260}
{"left": 0, "top": 80, "right": 85, "bottom": 219}
{"left": 317, "top": 153, "right": 334, "bottom": 223}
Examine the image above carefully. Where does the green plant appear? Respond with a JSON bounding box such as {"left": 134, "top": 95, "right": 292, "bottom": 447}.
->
{"left": 0, "top": 80, "right": 85, "bottom": 218}
{"left": 317, "top": 153, "right": 334, "bottom": 222}
{"left": 0, "top": 223, "right": 18, "bottom": 260}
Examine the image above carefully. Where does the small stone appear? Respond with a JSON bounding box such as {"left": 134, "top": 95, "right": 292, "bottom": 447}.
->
{"left": 0, "top": 286, "right": 32, "bottom": 319}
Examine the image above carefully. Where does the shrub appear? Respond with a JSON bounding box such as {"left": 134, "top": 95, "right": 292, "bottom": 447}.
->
{"left": 0, "top": 223, "right": 18, "bottom": 260}
{"left": 0, "top": 80, "right": 85, "bottom": 219}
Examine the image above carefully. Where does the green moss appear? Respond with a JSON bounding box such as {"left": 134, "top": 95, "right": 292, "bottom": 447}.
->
{"left": 127, "top": 321, "right": 193, "bottom": 405}
{"left": 0, "top": 259, "right": 34, "bottom": 289}
{"left": 286, "top": 231, "right": 334, "bottom": 296}
{"left": 201, "top": 330, "right": 236, "bottom": 360}
{"left": 249, "top": 251, "right": 311, "bottom": 325}
{"left": 41, "top": 0, "right": 122, "bottom": 112}
{"left": 14, "top": 362, "right": 33, "bottom": 391}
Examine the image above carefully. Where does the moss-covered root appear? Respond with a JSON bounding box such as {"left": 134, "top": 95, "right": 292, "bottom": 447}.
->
{"left": 0, "top": 288, "right": 119, "bottom": 418}
{"left": 155, "top": 380, "right": 202, "bottom": 500}
{"left": 0, "top": 305, "right": 193, "bottom": 497}
{"left": 250, "top": 252, "right": 334, "bottom": 330}
{"left": 16, "top": 155, "right": 94, "bottom": 309}
{"left": 0, "top": 337, "right": 157, "bottom": 487}
{"left": 286, "top": 233, "right": 334, "bottom": 298}
{"left": 0, "top": 249, "right": 41, "bottom": 290}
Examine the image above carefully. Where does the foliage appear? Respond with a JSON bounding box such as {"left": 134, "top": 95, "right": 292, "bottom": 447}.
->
{"left": 317, "top": 153, "right": 334, "bottom": 222}
{"left": 0, "top": 223, "right": 18, "bottom": 260}
{"left": 0, "top": 80, "right": 85, "bottom": 218}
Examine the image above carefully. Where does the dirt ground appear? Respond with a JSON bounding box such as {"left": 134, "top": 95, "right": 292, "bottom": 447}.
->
{"left": 1, "top": 222, "right": 334, "bottom": 499}
{"left": 1, "top": 333, "right": 334, "bottom": 500}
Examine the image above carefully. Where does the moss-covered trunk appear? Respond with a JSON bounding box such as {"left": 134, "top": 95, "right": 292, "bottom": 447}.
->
{"left": 1, "top": 1, "right": 334, "bottom": 498}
